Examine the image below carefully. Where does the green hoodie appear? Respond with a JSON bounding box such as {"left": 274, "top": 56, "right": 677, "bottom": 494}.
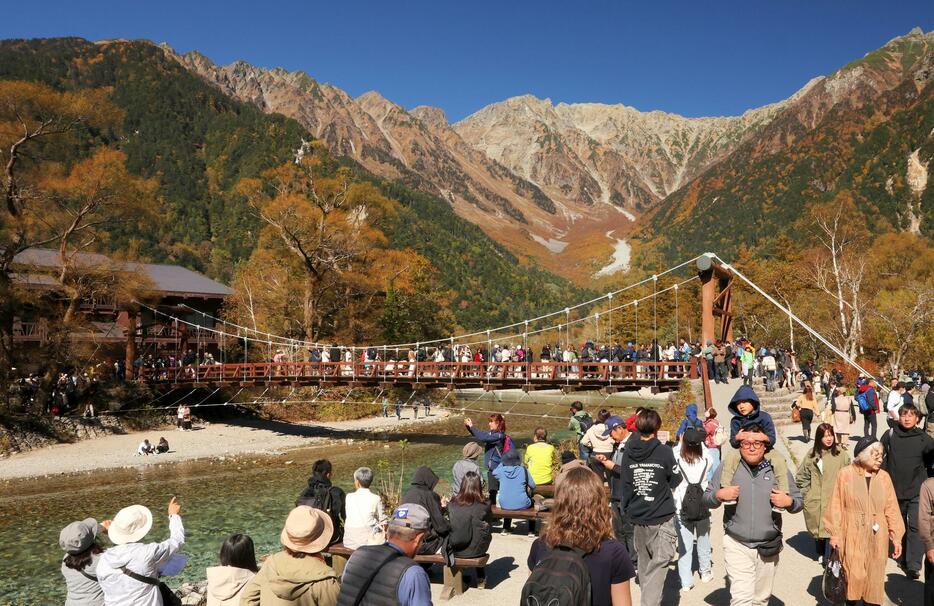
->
{"left": 240, "top": 550, "right": 340, "bottom": 606}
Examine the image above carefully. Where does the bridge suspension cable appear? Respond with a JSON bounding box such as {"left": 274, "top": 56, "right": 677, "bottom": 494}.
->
{"left": 134, "top": 254, "right": 704, "bottom": 354}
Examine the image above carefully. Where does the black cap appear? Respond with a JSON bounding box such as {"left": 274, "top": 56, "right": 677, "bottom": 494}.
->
{"left": 853, "top": 435, "right": 878, "bottom": 459}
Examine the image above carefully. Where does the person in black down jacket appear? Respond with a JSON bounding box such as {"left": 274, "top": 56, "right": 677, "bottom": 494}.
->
{"left": 621, "top": 409, "right": 682, "bottom": 606}
{"left": 447, "top": 471, "right": 492, "bottom": 558}
{"left": 296, "top": 459, "right": 346, "bottom": 545}
{"left": 881, "top": 403, "right": 934, "bottom": 579}
{"left": 400, "top": 466, "right": 451, "bottom": 555}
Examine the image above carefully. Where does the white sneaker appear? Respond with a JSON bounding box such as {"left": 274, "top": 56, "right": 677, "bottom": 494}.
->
{"left": 680, "top": 585, "right": 693, "bottom": 593}
{"left": 700, "top": 572, "right": 714, "bottom": 583}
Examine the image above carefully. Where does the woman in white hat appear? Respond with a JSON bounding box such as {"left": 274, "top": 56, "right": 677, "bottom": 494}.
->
{"left": 240, "top": 506, "right": 340, "bottom": 606}
{"left": 60, "top": 517, "right": 111, "bottom": 606}
{"left": 97, "top": 497, "right": 185, "bottom": 606}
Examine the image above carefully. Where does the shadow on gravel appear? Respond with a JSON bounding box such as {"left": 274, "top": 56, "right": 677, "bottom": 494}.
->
{"left": 483, "top": 556, "right": 517, "bottom": 589}
{"left": 786, "top": 530, "right": 819, "bottom": 561}
{"left": 885, "top": 571, "right": 922, "bottom": 604}
{"left": 219, "top": 414, "right": 464, "bottom": 447}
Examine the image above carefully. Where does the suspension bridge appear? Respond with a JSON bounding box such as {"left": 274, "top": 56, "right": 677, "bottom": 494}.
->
{"left": 133, "top": 253, "right": 874, "bottom": 408}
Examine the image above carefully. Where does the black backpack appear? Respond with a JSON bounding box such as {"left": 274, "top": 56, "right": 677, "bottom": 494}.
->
{"left": 679, "top": 460, "right": 709, "bottom": 522}
{"left": 297, "top": 483, "right": 334, "bottom": 518}
{"left": 521, "top": 545, "right": 592, "bottom": 606}
{"left": 577, "top": 413, "right": 594, "bottom": 436}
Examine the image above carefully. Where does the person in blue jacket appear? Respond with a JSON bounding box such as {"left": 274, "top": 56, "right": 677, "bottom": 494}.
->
{"left": 493, "top": 449, "right": 535, "bottom": 510}
{"left": 465, "top": 413, "right": 513, "bottom": 506}
{"left": 675, "top": 403, "right": 705, "bottom": 441}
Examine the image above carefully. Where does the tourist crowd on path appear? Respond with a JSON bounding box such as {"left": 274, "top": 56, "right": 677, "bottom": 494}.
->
{"left": 58, "top": 368, "right": 934, "bottom": 606}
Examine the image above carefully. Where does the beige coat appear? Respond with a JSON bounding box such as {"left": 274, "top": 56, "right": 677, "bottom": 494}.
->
{"left": 240, "top": 551, "right": 340, "bottom": 606}
{"left": 832, "top": 395, "right": 854, "bottom": 436}
{"left": 205, "top": 565, "right": 253, "bottom": 606}
{"left": 823, "top": 464, "right": 904, "bottom": 605}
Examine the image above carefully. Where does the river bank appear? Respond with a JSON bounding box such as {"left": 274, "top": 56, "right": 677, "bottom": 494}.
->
{"left": 0, "top": 408, "right": 449, "bottom": 481}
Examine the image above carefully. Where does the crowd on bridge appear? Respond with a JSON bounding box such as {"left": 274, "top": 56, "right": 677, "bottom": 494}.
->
{"left": 57, "top": 363, "right": 934, "bottom": 606}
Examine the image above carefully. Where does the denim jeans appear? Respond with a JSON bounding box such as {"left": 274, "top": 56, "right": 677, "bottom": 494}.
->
{"left": 706, "top": 447, "right": 720, "bottom": 481}
{"left": 677, "top": 517, "right": 712, "bottom": 588}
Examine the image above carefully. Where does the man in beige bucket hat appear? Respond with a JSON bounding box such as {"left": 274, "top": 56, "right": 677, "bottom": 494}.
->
{"left": 97, "top": 497, "right": 185, "bottom": 606}
{"left": 241, "top": 506, "right": 340, "bottom": 605}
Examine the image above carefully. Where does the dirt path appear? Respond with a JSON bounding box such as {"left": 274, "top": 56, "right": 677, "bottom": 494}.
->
{"left": 436, "top": 380, "right": 918, "bottom": 605}
{"left": 0, "top": 408, "right": 449, "bottom": 481}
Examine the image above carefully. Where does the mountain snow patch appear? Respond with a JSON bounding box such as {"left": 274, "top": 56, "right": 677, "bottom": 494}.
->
{"left": 594, "top": 234, "right": 631, "bottom": 277}
{"left": 530, "top": 233, "right": 569, "bottom": 253}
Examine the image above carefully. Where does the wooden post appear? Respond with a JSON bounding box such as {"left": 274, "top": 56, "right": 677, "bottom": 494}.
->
{"left": 700, "top": 271, "right": 716, "bottom": 347}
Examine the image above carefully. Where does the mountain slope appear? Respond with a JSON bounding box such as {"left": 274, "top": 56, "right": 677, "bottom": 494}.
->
{"left": 640, "top": 28, "right": 934, "bottom": 263}
{"left": 0, "top": 37, "right": 588, "bottom": 329}
{"left": 165, "top": 46, "right": 784, "bottom": 281}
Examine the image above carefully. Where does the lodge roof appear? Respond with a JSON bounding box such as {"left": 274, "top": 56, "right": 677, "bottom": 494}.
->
{"left": 12, "top": 248, "right": 233, "bottom": 297}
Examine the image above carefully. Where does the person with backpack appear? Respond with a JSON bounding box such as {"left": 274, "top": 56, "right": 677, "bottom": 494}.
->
{"left": 465, "top": 413, "right": 513, "bottom": 506}
{"left": 399, "top": 466, "right": 451, "bottom": 555}
{"left": 673, "top": 428, "right": 714, "bottom": 593}
{"left": 857, "top": 379, "right": 881, "bottom": 438}
{"left": 569, "top": 402, "right": 594, "bottom": 460}
{"left": 525, "top": 466, "right": 635, "bottom": 606}
{"left": 296, "top": 460, "right": 346, "bottom": 546}
{"left": 581, "top": 409, "right": 616, "bottom": 482}
{"left": 703, "top": 408, "right": 725, "bottom": 474}
{"left": 620, "top": 409, "right": 682, "bottom": 606}
{"left": 675, "top": 403, "right": 704, "bottom": 442}
{"left": 337, "top": 503, "right": 432, "bottom": 606}
{"left": 795, "top": 423, "right": 849, "bottom": 565}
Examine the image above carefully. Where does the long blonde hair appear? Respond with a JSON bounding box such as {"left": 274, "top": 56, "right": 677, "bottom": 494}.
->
{"left": 542, "top": 467, "right": 613, "bottom": 553}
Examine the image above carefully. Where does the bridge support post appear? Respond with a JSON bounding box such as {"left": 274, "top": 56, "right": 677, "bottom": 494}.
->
{"left": 697, "top": 254, "right": 734, "bottom": 411}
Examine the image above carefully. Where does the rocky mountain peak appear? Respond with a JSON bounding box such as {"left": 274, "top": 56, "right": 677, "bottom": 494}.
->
{"left": 410, "top": 105, "right": 447, "bottom": 129}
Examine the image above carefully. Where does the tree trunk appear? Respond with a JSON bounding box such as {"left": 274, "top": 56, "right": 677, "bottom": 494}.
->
{"left": 303, "top": 273, "right": 317, "bottom": 349}
{"left": 125, "top": 308, "right": 138, "bottom": 380}
{"left": 33, "top": 294, "right": 81, "bottom": 415}
{"left": 0, "top": 271, "right": 16, "bottom": 407}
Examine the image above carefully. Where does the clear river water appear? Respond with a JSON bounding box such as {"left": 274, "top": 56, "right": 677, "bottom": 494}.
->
{"left": 1, "top": 410, "right": 599, "bottom": 604}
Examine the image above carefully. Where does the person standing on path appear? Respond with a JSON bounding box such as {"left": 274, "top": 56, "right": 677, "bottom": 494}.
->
{"left": 595, "top": 415, "right": 637, "bottom": 565}
{"left": 831, "top": 386, "right": 856, "bottom": 446}
{"left": 620, "top": 409, "right": 681, "bottom": 606}
{"left": 703, "top": 408, "right": 723, "bottom": 474}
{"left": 824, "top": 437, "right": 904, "bottom": 606}
{"left": 673, "top": 428, "right": 714, "bottom": 592}
{"left": 795, "top": 423, "right": 850, "bottom": 564}
{"left": 857, "top": 379, "right": 881, "bottom": 438}
{"left": 918, "top": 475, "right": 934, "bottom": 606}
{"left": 568, "top": 401, "right": 593, "bottom": 460}
{"left": 704, "top": 425, "right": 803, "bottom": 606}
{"left": 793, "top": 385, "right": 819, "bottom": 442}
{"left": 881, "top": 403, "right": 934, "bottom": 579}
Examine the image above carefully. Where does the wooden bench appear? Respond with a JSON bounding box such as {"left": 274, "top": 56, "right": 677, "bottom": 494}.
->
{"left": 533, "top": 483, "right": 610, "bottom": 498}
{"left": 491, "top": 506, "right": 550, "bottom": 534}
{"left": 324, "top": 543, "right": 489, "bottom": 600}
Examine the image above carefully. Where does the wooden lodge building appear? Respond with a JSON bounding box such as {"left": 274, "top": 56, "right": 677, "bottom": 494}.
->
{"left": 11, "top": 248, "right": 232, "bottom": 370}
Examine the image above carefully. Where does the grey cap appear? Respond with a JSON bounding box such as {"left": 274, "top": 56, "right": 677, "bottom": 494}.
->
{"left": 389, "top": 503, "right": 430, "bottom": 531}
{"left": 59, "top": 518, "right": 100, "bottom": 554}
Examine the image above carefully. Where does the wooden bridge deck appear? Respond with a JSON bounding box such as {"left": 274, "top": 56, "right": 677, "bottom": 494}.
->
{"left": 139, "top": 360, "right": 695, "bottom": 392}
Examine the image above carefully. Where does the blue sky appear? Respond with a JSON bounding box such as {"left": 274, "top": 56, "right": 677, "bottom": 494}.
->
{"left": 3, "top": 1, "right": 931, "bottom": 122}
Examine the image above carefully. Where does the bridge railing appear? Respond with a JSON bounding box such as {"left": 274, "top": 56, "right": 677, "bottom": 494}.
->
{"left": 138, "top": 360, "right": 695, "bottom": 385}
